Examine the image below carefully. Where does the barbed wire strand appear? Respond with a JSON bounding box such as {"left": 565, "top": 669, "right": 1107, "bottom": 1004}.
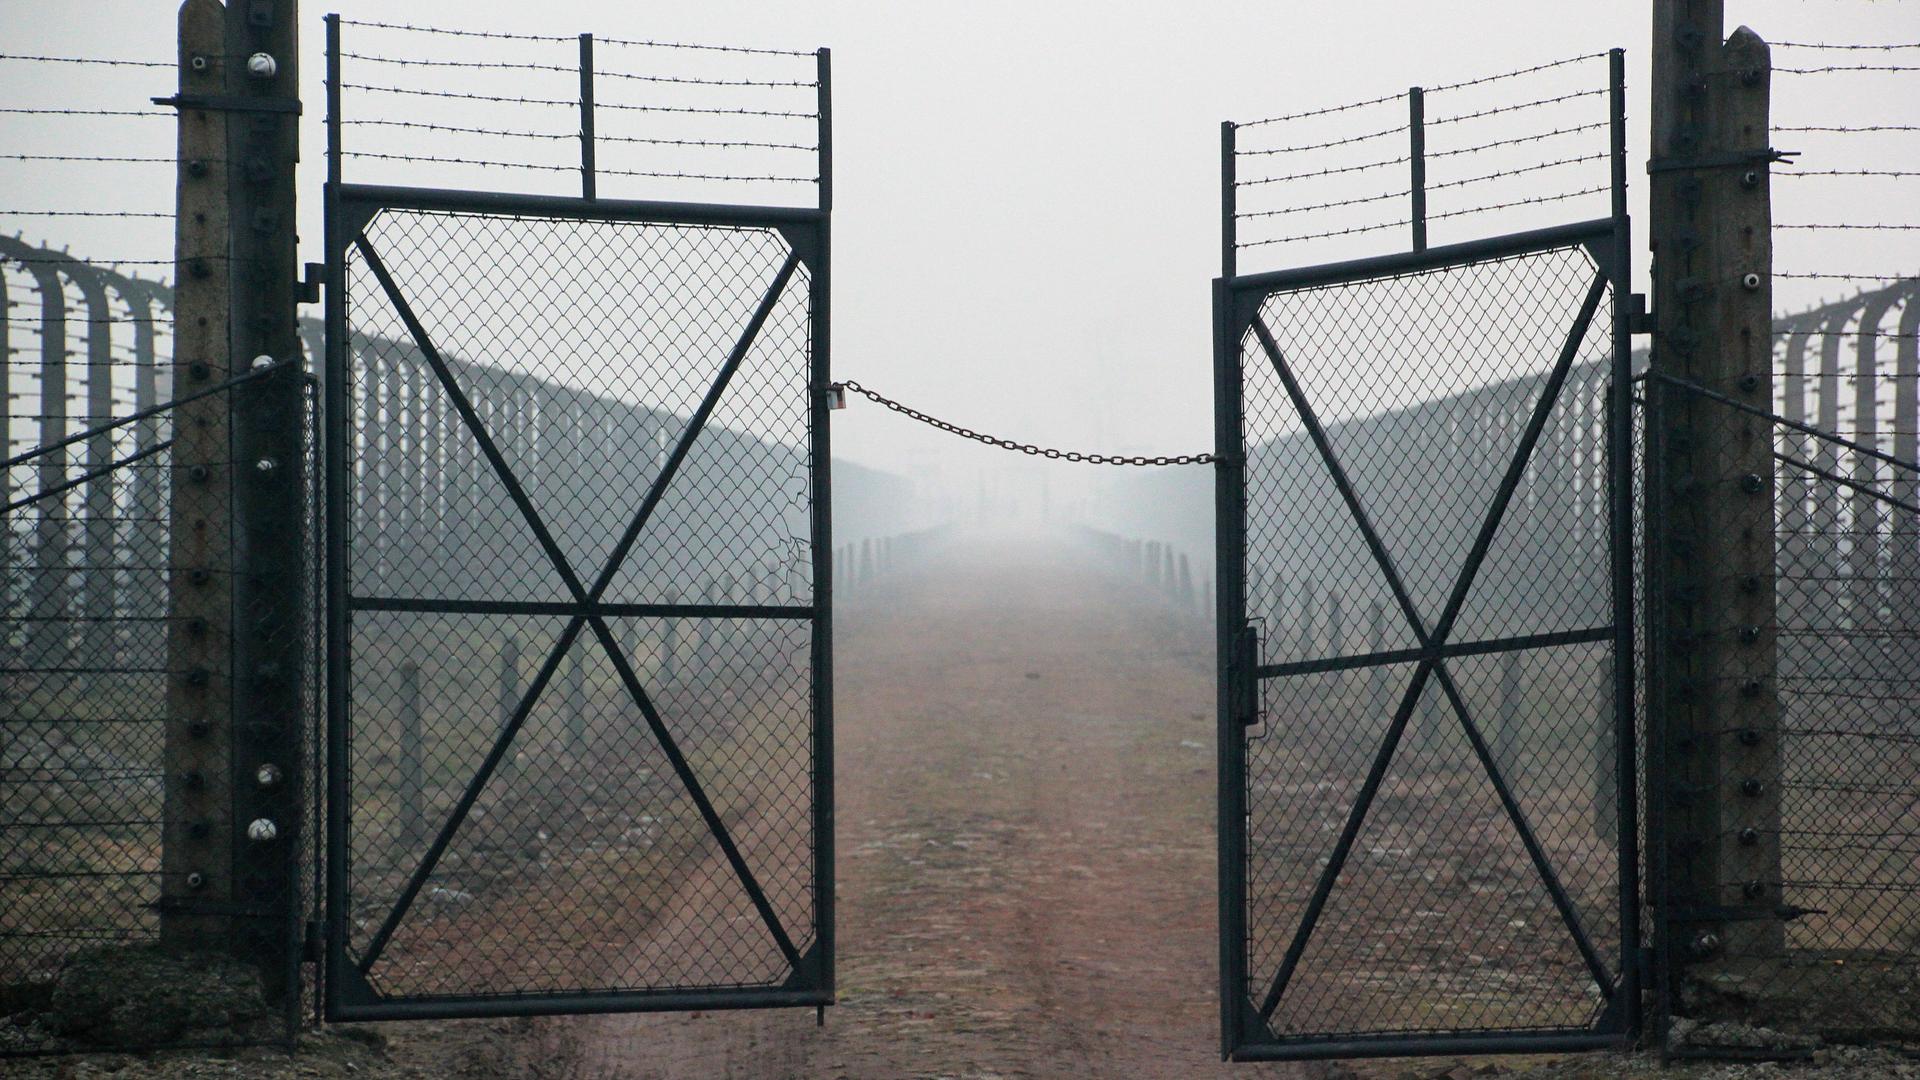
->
{"left": 1236, "top": 121, "right": 1407, "bottom": 156}
{"left": 339, "top": 81, "right": 815, "bottom": 118}
{"left": 336, "top": 51, "right": 815, "bottom": 87}
{"left": 338, "top": 18, "right": 814, "bottom": 57}
{"left": 1428, "top": 87, "right": 1609, "bottom": 127}
{"left": 338, "top": 150, "right": 812, "bottom": 182}
{"left": 340, "top": 117, "right": 815, "bottom": 150}
{"left": 1425, "top": 52, "right": 1606, "bottom": 94}
{"left": 1237, "top": 153, "right": 1410, "bottom": 187}
{"left": 1772, "top": 41, "right": 1920, "bottom": 51}
{"left": 832, "top": 381, "right": 1214, "bottom": 466}
{"left": 0, "top": 53, "right": 170, "bottom": 68}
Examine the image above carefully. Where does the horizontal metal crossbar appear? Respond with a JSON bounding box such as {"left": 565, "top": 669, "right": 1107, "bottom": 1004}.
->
{"left": 336, "top": 182, "right": 824, "bottom": 227}
{"left": 349, "top": 596, "right": 816, "bottom": 619}
{"left": 1256, "top": 625, "right": 1614, "bottom": 679}
{"left": 1225, "top": 217, "right": 1614, "bottom": 294}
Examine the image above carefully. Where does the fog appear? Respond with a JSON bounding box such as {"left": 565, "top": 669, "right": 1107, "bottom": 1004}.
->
{"left": 3, "top": 1, "right": 1914, "bottom": 558}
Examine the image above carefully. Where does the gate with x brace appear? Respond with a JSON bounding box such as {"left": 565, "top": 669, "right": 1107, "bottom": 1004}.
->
{"left": 1213, "top": 52, "right": 1641, "bottom": 1061}
{"left": 319, "top": 18, "right": 833, "bottom": 1020}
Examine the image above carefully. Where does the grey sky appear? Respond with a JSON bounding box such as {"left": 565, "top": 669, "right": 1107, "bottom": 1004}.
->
{"left": 3, "top": 1, "right": 1916, "bottom": 514}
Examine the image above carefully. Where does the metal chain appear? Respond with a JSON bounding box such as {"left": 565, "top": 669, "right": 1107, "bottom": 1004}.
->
{"left": 832, "top": 381, "right": 1216, "bottom": 467}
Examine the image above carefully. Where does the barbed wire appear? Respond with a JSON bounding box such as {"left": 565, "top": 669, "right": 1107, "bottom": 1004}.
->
{"left": 1, "top": 154, "right": 174, "bottom": 165}
{"left": 1237, "top": 121, "right": 1406, "bottom": 156}
{"left": 1238, "top": 218, "right": 1406, "bottom": 249}
{"left": 339, "top": 81, "right": 815, "bottom": 118}
{"left": 1778, "top": 65, "right": 1920, "bottom": 75}
{"left": 0, "top": 107, "right": 168, "bottom": 118}
{"left": 1237, "top": 152, "right": 1409, "bottom": 187}
{"left": 1776, "top": 222, "right": 1920, "bottom": 231}
{"left": 1426, "top": 152, "right": 1607, "bottom": 193}
{"left": 0, "top": 210, "right": 170, "bottom": 218}
{"left": 1777, "top": 169, "right": 1920, "bottom": 178}
{"left": 832, "top": 380, "right": 1215, "bottom": 466}
{"left": 339, "top": 150, "right": 814, "bottom": 183}
{"left": 1429, "top": 120, "right": 1610, "bottom": 159}
{"left": 1236, "top": 187, "right": 1406, "bottom": 220}
{"left": 338, "top": 18, "right": 814, "bottom": 57}
{"left": 1775, "top": 271, "right": 1920, "bottom": 282}
{"left": 340, "top": 117, "right": 816, "bottom": 151}
{"left": 1425, "top": 52, "right": 1606, "bottom": 95}
{"left": 1772, "top": 41, "right": 1920, "bottom": 51}
{"left": 337, "top": 50, "right": 816, "bottom": 87}
{"left": 1775, "top": 124, "right": 1920, "bottom": 134}
{"left": 1429, "top": 87, "right": 1609, "bottom": 127}
{"left": 1235, "top": 89, "right": 1405, "bottom": 130}
{"left": 0, "top": 53, "right": 170, "bottom": 69}
{"left": 1428, "top": 185, "right": 1609, "bottom": 222}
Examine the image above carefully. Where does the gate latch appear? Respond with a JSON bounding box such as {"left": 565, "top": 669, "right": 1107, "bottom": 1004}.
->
{"left": 1233, "top": 625, "right": 1262, "bottom": 728}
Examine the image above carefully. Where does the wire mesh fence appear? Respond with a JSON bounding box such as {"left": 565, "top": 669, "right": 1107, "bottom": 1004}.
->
{"left": 1224, "top": 236, "right": 1632, "bottom": 1054}
{"left": 324, "top": 189, "right": 831, "bottom": 1015}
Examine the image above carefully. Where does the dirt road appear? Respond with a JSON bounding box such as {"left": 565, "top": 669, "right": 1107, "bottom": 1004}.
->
{"left": 564, "top": 527, "right": 1272, "bottom": 1079}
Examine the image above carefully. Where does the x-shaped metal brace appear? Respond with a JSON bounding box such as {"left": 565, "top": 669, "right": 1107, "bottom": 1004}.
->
{"left": 1248, "top": 271, "right": 1613, "bottom": 1023}
{"left": 349, "top": 234, "right": 807, "bottom": 978}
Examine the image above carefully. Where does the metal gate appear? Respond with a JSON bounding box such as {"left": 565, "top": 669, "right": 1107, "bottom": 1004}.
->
{"left": 1214, "top": 53, "right": 1638, "bottom": 1060}
{"left": 319, "top": 20, "right": 832, "bottom": 1020}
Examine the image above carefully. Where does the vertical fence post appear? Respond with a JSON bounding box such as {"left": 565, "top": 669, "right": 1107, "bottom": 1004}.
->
{"left": 578, "top": 33, "right": 596, "bottom": 200}
{"left": 397, "top": 664, "right": 426, "bottom": 849}
{"left": 1408, "top": 86, "right": 1427, "bottom": 252}
{"left": 160, "top": 0, "right": 234, "bottom": 955}
{"left": 1648, "top": 0, "right": 1785, "bottom": 1000}
{"left": 222, "top": 0, "right": 306, "bottom": 1002}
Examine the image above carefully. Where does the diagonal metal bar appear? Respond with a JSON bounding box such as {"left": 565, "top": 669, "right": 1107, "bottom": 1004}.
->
{"left": 355, "top": 236, "right": 593, "bottom": 602}
{"left": 1428, "top": 666, "right": 1616, "bottom": 993}
{"left": 357, "top": 618, "right": 587, "bottom": 973}
{"left": 1252, "top": 318, "right": 1431, "bottom": 640}
{"left": 1426, "top": 273, "right": 1605, "bottom": 645}
{"left": 585, "top": 250, "right": 802, "bottom": 602}
{"left": 1257, "top": 664, "right": 1435, "bottom": 1019}
{"left": 1251, "top": 318, "right": 1438, "bottom": 1019}
{"left": 585, "top": 614, "right": 803, "bottom": 967}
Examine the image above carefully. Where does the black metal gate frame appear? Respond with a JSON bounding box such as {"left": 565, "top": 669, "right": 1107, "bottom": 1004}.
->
{"left": 318, "top": 62, "right": 834, "bottom": 1014}
{"left": 320, "top": 181, "right": 831, "bottom": 1021}
{"left": 1213, "top": 210, "right": 1639, "bottom": 1060}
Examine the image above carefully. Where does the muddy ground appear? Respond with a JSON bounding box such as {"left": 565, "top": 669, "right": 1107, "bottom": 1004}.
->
{"left": 13, "top": 529, "right": 1916, "bottom": 1078}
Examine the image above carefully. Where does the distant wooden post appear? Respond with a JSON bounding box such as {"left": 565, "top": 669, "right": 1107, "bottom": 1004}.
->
{"left": 1495, "top": 649, "right": 1521, "bottom": 780}
{"left": 397, "top": 664, "right": 426, "bottom": 849}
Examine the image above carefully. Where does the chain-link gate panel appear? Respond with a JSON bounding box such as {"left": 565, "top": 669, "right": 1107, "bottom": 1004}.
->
{"left": 1216, "top": 221, "right": 1636, "bottom": 1059}
{"left": 322, "top": 188, "right": 830, "bottom": 1019}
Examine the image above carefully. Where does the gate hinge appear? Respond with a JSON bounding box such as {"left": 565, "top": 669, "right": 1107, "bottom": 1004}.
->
{"left": 1628, "top": 293, "right": 1654, "bottom": 335}
{"left": 299, "top": 262, "right": 325, "bottom": 305}
{"left": 152, "top": 93, "right": 303, "bottom": 116}
{"left": 302, "top": 918, "right": 325, "bottom": 963}
{"left": 1645, "top": 147, "right": 1796, "bottom": 175}
{"left": 145, "top": 896, "right": 280, "bottom": 919}
{"left": 1668, "top": 904, "right": 1823, "bottom": 924}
